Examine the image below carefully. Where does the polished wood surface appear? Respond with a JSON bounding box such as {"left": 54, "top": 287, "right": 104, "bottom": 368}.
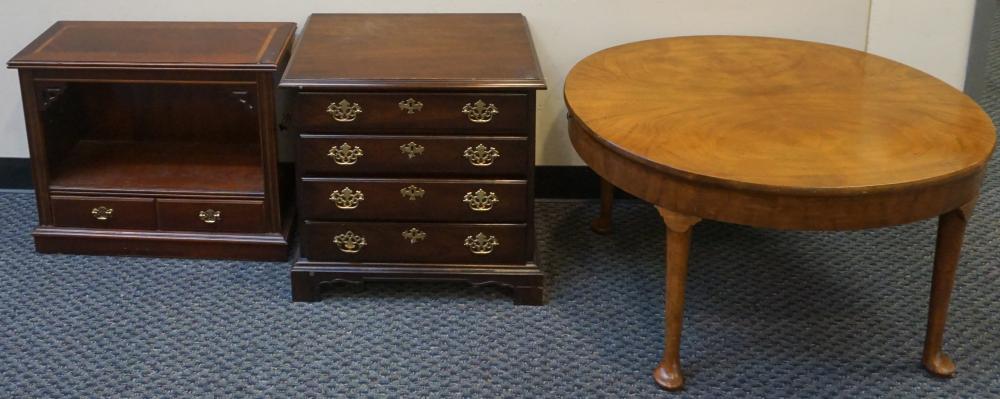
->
{"left": 297, "top": 135, "right": 530, "bottom": 177}
{"left": 299, "top": 178, "right": 528, "bottom": 222}
{"left": 566, "top": 36, "right": 996, "bottom": 390}
{"left": 280, "top": 14, "right": 545, "bottom": 89}
{"left": 284, "top": 14, "right": 546, "bottom": 304}
{"left": 10, "top": 21, "right": 295, "bottom": 70}
{"left": 291, "top": 92, "right": 530, "bottom": 133}
{"left": 566, "top": 36, "right": 995, "bottom": 194}
{"left": 10, "top": 21, "right": 296, "bottom": 260}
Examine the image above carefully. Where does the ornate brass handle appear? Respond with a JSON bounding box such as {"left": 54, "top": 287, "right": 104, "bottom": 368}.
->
{"left": 398, "top": 98, "right": 423, "bottom": 114}
{"left": 327, "top": 99, "right": 362, "bottom": 122}
{"left": 198, "top": 209, "right": 222, "bottom": 224}
{"left": 464, "top": 233, "right": 499, "bottom": 255}
{"left": 91, "top": 206, "right": 113, "bottom": 221}
{"left": 400, "top": 142, "right": 425, "bottom": 159}
{"left": 328, "top": 143, "right": 364, "bottom": 166}
{"left": 463, "top": 189, "right": 499, "bottom": 211}
{"left": 333, "top": 231, "right": 367, "bottom": 253}
{"left": 400, "top": 185, "right": 426, "bottom": 201}
{"left": 462, "top": 100, "right": 499, "bottom": 123}
{"left": 330, "top": 187, "right": 364, "bottom": 210}
{"left": 463, "top": 144, "right": 501, "bottom": 166}
{"left": 402, "top": 228, "right": 427, "bottom": 244}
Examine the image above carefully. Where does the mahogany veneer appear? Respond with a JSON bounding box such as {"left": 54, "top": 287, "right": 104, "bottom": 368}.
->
{"left": 9, "top": 21, "right": 296, "bottom": 260}
{"left": 282, "top": 14, "right": 546, "bottom": 304}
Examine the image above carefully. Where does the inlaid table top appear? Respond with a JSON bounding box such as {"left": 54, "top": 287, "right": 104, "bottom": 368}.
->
{"left": 565, "top": 36, "right": 995, "bottom": 195}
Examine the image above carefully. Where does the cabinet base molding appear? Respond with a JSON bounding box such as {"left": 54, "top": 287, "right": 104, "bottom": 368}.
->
{"left": 291, "top": 259, "right": 545, "bottom": 305}
{"left": 33, "top": 226, "right": 290, "bottom": 261}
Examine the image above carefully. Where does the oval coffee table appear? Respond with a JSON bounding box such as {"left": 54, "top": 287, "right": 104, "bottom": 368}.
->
{"left": 565, "top": 36, "right": 996, "bottom": 390}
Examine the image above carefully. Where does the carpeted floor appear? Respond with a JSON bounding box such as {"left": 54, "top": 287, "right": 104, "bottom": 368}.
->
{"left": 6, "top": 16, "right": 1000, "bottom": 399}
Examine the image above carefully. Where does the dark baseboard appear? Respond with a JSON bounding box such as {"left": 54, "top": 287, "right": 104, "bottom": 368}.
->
{"left": 534, "top": 166, "right": 633, "bottom": 199}
{"left": 0, "top": 158, "right": 618, "bottom": 199}
{"left": 0, "top": 158, "right": 32, "bottom": 190}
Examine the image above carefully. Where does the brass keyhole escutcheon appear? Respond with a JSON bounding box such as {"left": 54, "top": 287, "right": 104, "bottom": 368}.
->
{"left": 400, "top": 142, "right": 425, "bottom": 159}
{"left": 402, "top": 228, "right": 427, "bottom": 244}
{"left": 198, "top": 209, "right": 222, "bottom": 224}
{"left": 327, "top": 99, "right": 362, "bottom": 122}
{"left": 462, "top": 100, "right": 499, "bottom": 123}
{"left": 400, "top": 185, "right": 426, "bottom": 201}
{"left": 398, "top": 98, "right": 424, "bottom": 114}
{"left": 91, "top": 206, "right": 113, "bottom": 221}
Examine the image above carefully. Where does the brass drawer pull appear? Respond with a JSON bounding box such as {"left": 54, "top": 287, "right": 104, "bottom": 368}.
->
{"left": 328, "top": 143, "right": 364, "bottom": 165}
{"left": 402, "top": 228, "right": 427, "bottom": 244}
{"left": 463, "top": 189, "right": 499, "bottom": 211}
{"left": 198, "top": 209, "right": 222, "bottom": 224}
{"left": 398, "top": 98, "right": 423, "bottom": 114}
{"left": 327, "top": 99, "right": 362, "bottom": 122}
{"left": 400, "top": 142, "right": 425, "bottom": 159}
{"left": 333, "top": 231, "right": 367, "bottom": 253}
{"left": 91, "top": 206, "right": 113, "bottom": 221}
{"left": 330, "top": 187, "right": 364, "bottom": 210}
{"left": 400, "top": 185, "right": 426, "bottom": 201}
{"left": 463, "top": 144, "right": 500, "bottom": 166}
{"left": 464, "top": 233, "right": 499, "bottom": 255}
{"left": 462, "top": 100, "right": 499, "bottom": 123}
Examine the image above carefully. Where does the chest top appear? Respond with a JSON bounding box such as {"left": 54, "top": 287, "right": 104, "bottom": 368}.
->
{"left": 280, "top": 14, "right": 545, "bottom": 90}
{"left": 8, "top": 21, "right": 296, "bottom": 71}
{"left": 565, "top": 36, "right": 996, "bottom": 193}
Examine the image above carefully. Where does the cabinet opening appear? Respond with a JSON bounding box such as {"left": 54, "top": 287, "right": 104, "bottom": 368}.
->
{"left": 39, "top": 82, "right": 264, "bottom": 196}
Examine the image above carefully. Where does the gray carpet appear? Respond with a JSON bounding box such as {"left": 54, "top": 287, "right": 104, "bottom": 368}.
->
{"left": 6, "top": 17, "right": 1000, "bottom": 399}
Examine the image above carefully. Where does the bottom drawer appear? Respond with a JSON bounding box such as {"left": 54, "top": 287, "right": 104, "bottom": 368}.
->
{"left": 51, "top": 195, "right": 156, "bottom": 230}
{"left": 303, "top": 221, "right": 527, "bottom": 265}
{"left": 157, "top": 199, "right": 266, "bottom": 233}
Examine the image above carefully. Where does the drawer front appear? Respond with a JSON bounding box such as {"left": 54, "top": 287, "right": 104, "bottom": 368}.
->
{"left": 298, "top": 135, "right": 529, "bottom": 177}
{"left": 303, "top": 221, "right": 527, "bottom": 264}
{"left": 157, "top": 199, "right": 266, "bottom": 233}
{"left": 300, "top": 178, "right": 527, "bottom": 222}
{"left": 292, "top": 92, "right": 529, "bottom": 133}
{"left": 51, "top": 196, "right": 156, "bottom": 230}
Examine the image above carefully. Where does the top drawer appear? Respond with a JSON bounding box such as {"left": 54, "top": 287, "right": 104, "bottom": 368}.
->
{"left": 290, "top": 92, "right": 530, "bottom": 134}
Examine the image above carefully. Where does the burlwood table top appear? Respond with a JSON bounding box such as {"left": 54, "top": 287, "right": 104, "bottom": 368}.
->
{"left": 566, "top": 36, "right": 995, "bottom": 193}
{"left": 566, "top": 36, "right": 996, "bottom": 230}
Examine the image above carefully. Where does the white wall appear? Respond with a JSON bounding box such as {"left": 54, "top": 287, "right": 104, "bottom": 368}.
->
{"left": 867, "top": 0, "right": 977, "bottom": 89}
{"left": 0, "top": 0, "right": 976, "bottom": 165}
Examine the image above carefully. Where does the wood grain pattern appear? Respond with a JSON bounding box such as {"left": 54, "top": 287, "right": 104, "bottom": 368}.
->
{"left": 280, "top": 14, "right": 545, "bottom": 90}
{"left": 566, "top": 36, "right": 995, "bottom": 194}
{"left": 9, "top": 21, "right": 295, "bottom": 70}
{"left": 566, "top": 36, "right": 996, "bottom": 390}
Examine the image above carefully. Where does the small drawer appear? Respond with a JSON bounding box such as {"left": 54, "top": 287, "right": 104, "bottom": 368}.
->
{"left": 300, "top": 178, "right": 527, "bottom": 222}
{"left": 298, "top": 135, "right": 529, "bottom": 177}
{"left": 51, "top": 196, "right": 156, "bottom": 230}
{"left": 302, "top": 221, "right": 527, "bottom": 264}
{"left": 156, "top": 199, "right": 265, "bottom": 233}
{"left": 291, "top": 92, "right": 529, "bottom": 133}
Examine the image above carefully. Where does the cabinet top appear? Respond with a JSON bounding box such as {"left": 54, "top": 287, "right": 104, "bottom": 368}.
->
{"left": 8, "top": 21, "right": 296, "bottom": 71}
{"left": 280, "top": 14, "right": 546, "bottom": 90}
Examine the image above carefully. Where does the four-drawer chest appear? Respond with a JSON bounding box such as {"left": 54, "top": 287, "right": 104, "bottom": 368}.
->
{"left": 280, "top": 14, "right": 547, "bottom": 304}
